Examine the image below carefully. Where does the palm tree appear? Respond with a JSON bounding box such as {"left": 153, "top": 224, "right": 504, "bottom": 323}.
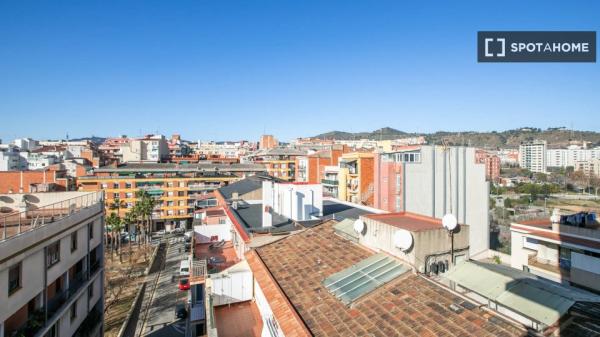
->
{"left": 105, "top": 212, "right": 121, "bottom": 261}
{"left": 123, "top": 211, "right": 137, "bottom": 262}
{"left": 109, "top": 198, "right": 126, "bottom": 217}
{"left": 112, "top": 217, "right": 124, "bottom": 263}
{"left": 134, "top": 190, "right": 156, "bottom": 246}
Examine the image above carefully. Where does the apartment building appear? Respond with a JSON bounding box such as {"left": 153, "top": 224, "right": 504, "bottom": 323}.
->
{"left": 510, "top": 211, "right": 600, "bottom": 292}
{"left": 247, "top": 147, "right": 306, "bottom": 181}
{"left": 77, "top": 163, "right": 267, "bottom": 230}
{"left": 120, "top": 135, "right": 169, "bottom": 163}
{"left": 321, "top": 165, "right": 347, "bottom": 199}
{"left": 547, "top": 146, "right": 600, "bottom": 168}
{"left": 519, "top": 140, "right": 547, "bottom": 173}
{"left": 295, "top": 144, "right": 349, "bottom": 183}
{"left": 337, "top": 152, "right": 375, "bottom": 206}
{"left": 475, "top": 150, "right": 501, "bottom": 181}
{"left": 373, "top": 145, "right": 489, "bottom": 257}
{"left": 0, "top": 191, "right": 104, "bottom": 337}
{"left": 575, "top": 158, "right": 600, "bottom": 177}
{"left": 0, "top": 165, "right": 76, "bottom": 193}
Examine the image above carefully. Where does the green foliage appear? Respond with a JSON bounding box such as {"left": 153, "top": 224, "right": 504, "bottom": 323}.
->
{"left": 493, "top": 255, "right": 502, "bottom": 264}
{"left": 504, "top": 198, "right": 513, "bottom": 208}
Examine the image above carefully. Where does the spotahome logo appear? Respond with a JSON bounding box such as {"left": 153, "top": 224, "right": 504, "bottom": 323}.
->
{"left": 478, "top": 31, "right": 596, "bottom": 62}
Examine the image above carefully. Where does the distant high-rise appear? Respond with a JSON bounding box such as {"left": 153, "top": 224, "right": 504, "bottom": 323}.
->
{"left": 519, "top": 140, "right": 547, "bottom": 173}
{"left": 259, "top": 135, "right": 278, "bottom": 150}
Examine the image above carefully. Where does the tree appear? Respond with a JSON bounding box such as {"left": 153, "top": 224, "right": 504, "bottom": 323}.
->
{"left": 123, "top": 211, "right": 137, "bottom": 262}
{"left": 134, "top": 190, "right": 156, "bottom": 246}
{"left": 105, "top": 213, "right": 121, "bottom": 261}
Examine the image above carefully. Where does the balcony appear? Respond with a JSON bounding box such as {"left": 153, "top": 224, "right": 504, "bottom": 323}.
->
{"left": 321, "top": 179, "right": 338, "bottom": 186}
{"left": 188, "top": 184, "right": 218, "bottom": 191}
{"left": 527, "top": 254, "right": 570, "bottom": 279}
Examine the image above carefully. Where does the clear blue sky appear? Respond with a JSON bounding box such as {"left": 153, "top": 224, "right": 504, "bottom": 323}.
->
{"left": 0, "top": 1, "right": 598, "bottom": 142}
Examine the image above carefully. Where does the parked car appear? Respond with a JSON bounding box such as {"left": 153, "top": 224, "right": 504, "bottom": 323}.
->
{"left": 178, "top": 278, "right": 190, "bottom": 291}
{"left": 172, "top": 227, "right": 185, "bottom": 235}
{"left": 175, "top": 303, "right": 187, "bottom": 319}
{"left": 184, "top": 242, "right": 191, "bottom": 252}
{"left": 184, "top": 231, "right": 193, "bottom": 242}
{"left": 179, "top": 259, "right": 190, "bottom": 277}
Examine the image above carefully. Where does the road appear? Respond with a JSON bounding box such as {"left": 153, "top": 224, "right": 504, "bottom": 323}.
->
{"left": 140, "top": 235, "right": 189, "bottom": 337}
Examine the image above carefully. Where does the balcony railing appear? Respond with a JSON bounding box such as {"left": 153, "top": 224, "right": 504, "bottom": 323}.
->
{"left": 321, "top": 179, "right": 338, "bottom": 186}
{"left": 1, "top": 192, "right": 103, "bottom": 241}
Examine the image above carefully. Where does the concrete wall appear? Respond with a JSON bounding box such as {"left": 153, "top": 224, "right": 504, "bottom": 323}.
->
{"left": 194, "top": 224, "right": 232, "bottom": 243}
{"left": 262, "top": 181, "right": 323, "bottom": 227}
{"left": 358, "top": 216, "right": 469, "bottom": 272}
{"left": 571, "top": 252, "right": 600, "bottom": 292}
{"left": 403, "top": 146, "right": 489, "bottom": 257}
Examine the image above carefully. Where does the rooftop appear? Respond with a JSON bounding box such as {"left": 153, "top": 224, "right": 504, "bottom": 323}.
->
{"left": 248, "top": 221, "right": 526, "bottom": 337}
{"left": 363, "top": 212, "right": 444, "bottom": 232}
{"left": 214, "top": 301, "right": 263, "bottom": 337}
{"left": 92, "top": 162, "right": 267, "bottom": 173}
{"left": 218, "top": 175, "right": 265, "bottom": 200}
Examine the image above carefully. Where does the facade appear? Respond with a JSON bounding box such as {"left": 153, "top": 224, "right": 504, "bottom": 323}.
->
{"left": 258, "top": 135, "right": 278, "bottom": 150}
{"left": 0, "top": 167, "right": 72, "bottom": 193}
{"left": 0, "top": 191, "right": 104, "bottom": 337}
{"left": 519, "top": 140, "right": 547, "bottom": 173}
{"left": 321, "top": 165, "right": 347, "bottom": 199}
{"left": 374, "top": 145, "right": 489, "bottom": 257}
{"left": 295, "top": 144, "right": 349, "bottom": 183}
{"left": 547, "top": 146, "right": 600, "bottom": 168}
{"left": 261, "top": 181, "right": 323, "bottom": 227}
{"left": 357, "top": 212, "right": 470, "bottom": 273}
{"left": 510, "top": 213, "right": 600, "bottom": 292}
{"left": 338, "top": 152, "right": 375, "bottom": 206}
{"left": 248, "top": 147, "right": 306, "bottom": 181}
{"left": 77, "top": 163, "right": 266, "bottom": 230}
{"left": 475, "top": 150, "right": 501, "bottom": 181}
{"left": 575, "top": 158, "right": 600, "bottom": 177}
{"left": 120, "top": 135, "right": 169, "bottom": 163}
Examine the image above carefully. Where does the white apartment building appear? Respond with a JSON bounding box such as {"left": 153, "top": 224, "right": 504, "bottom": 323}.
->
{"left": 262, "top": 180, "right": 323, "bottom": 227}
{"left": 121, "top": 135, "right": 169, "bottom": 163}
{"left": 0, "top": 149, "right": 25, "bottom": 171}
{"left": 519, "top": 140, "right": 547, "bottom": 173}
{"left": 0, "top": 191, "right": 104, "bottom": 337}
{"left": 547, "top": 146, "right": 600, "bottom": 169}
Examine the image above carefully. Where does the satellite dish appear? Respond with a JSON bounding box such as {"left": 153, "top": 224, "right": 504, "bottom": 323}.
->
{"left": 353, "top": 219, "right": 365, "bottom": 234}
{"left": 393, "top": 229, "right": 413, "bottom": 251}
{"left": 442, "top": 214, "right": 458, "bottom": 231}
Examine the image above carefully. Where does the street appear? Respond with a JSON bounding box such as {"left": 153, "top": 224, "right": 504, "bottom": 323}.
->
{"left": 139, "top": 235, "right": 189, "bottom": 337}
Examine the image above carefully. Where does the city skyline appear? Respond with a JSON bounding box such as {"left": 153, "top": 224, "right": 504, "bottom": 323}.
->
{"left": 1, "top": 1, "right": 599, "bottom": 142}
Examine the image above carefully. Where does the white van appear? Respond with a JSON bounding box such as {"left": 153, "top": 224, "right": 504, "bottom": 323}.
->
{"left": 179, "top": 259, "right": 190, "bottom": 277}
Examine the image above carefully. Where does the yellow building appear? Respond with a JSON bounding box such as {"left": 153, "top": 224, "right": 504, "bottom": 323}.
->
{"left": 77, "top": 163, "right": 266, "bottom": 230}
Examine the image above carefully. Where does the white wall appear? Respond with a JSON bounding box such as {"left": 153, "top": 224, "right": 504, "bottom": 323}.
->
{"left": 262, "top": 181, "right": 323, "bottom": 227}
{"left": 210, "top": 270, "right": 253, "bottom": 306}
{"left": 194, "top": 224, "right": 232, "bottom": 243}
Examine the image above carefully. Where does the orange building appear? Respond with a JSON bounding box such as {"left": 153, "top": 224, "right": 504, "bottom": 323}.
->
{"left": 475, "top": 150, "right": 501, "bottom": 182}
{"left": 339, "top": 152, "right": 375, "bottom": 206}
{"left": 0, "top": 167, "right": 72, "bottom": 193}
{"left": 259, "top": 135, "right": 278, "bottom": 150}
{"left": 295, "top": 144, "right": 350, "bottom": 184}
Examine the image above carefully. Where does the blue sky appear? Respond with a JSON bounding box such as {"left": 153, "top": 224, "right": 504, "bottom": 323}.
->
{"left": 0, "top": 1, "right": 598, "bottom": 142}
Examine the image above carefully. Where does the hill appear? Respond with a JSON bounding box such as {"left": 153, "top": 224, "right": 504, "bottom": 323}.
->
{"left": 313, "top": 127, "right": 600, "bottom": 148}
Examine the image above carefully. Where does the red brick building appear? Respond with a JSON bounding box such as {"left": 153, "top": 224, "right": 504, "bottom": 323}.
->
{"left": 475, "top": 150, "right": 501, "bottom": 182}
{"left": 0, "top": 166, "right": 72, "bottom": 193}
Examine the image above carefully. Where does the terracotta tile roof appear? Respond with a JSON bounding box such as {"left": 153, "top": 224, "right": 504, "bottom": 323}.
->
{"left": 251, "top": 221, "right": 526, "bottom": 337}
{"left": 245, "top": 251, "right": 311, "bottom": 337}
{"left": 362, "top": 212, "right": 444, "bottom": 232}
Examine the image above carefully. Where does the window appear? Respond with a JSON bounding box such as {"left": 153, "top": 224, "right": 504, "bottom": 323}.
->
{"left": 71, "top": 232, "right": 78, "bottom": 252}
{"left": 101, "top": 183, "right": 108, "bottom": 189}
{"left": 113, "top": 193, "right": 119, "bottom": 199}
{"left": 126, "top": 192, "right": 133, "bottom": 198}
{"left": 8, "top": 262, "right": 21, "bottom": 295}
{"left": 47, "top": 242, "right": 60, "bottom": 267}
{"left": 70, "top": 301, "right": 77, "bottom": 321}
{"left": 89, "top": 222, "right": 94, "bottom": 240}
{"left": 125, "top": 182, "right": 132, "bottom": 189}
{"left": 396, "top": 174, "right": 402, "bottom": 191}
{"left": 395, "top": 196, "right": 402, "bottom": 212}
{"left": 113, "top": 183, "right": 119, "bottom": 189}
{"left": 88, "top": 285, "right": 94, "bottom": 299}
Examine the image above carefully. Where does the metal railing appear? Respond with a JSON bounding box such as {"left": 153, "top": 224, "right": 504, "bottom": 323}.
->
{"left": 1, "top": 192, "right": 103, "bottom": 241}
{"left": 321, "top": 179, "right": 339, "bottom": 186}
